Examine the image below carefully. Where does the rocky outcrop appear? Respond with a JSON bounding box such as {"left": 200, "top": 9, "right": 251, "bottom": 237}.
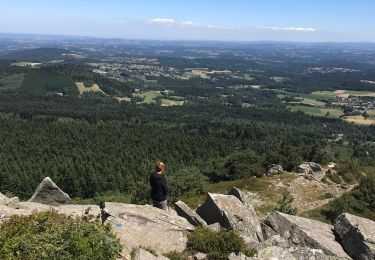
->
{"left": 296, "top": 162, "right": 322, "bottom": 174}
{"left": 0, "top": 192, "right": 6, "bottom": 203}
{"left": 267, "top": 164, "right": 284, "bottom": 175}
{"left": 0, "top": 202, "right": 194, "bottom": 259}
{"left": 334, "top": 213, "right": 375, "bottom": 260}
{"left": 0, "top": 193, "right": 20, "bottom": 208}
{"left": 133, "top": 248, "right": 169, "bottom": 260}
{"left": 196, "top": 193, "right": 263, "bottom": 243}
{"left": 28, "top": 177, "right": 71, "bottom": 206}
{"left": 264, "top": 212, "right": 349, "bottom": 258}
{"left": 174, "top": 200, "right": 207, "bottom": 226}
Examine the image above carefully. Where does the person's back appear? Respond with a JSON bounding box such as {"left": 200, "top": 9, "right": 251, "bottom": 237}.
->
{"left": 149, "top": 161, "right": 168, "bottom": 210}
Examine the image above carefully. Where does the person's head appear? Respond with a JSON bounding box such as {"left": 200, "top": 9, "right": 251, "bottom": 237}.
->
{"left": 155, "top": 160, "right": 165, "bottom": 173}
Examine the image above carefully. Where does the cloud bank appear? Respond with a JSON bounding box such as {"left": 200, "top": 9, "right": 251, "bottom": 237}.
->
{"left": 148, "top": 18, "right": 316, "bottom": 33}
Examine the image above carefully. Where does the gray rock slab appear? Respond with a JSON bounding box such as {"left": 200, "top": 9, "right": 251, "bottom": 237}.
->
{"left": 264, "top": 212, "right": 349, "bottom": 258}
{"left": 175, "top": 200, "right": 206, "bottom": 226}
{"left": 334, "top": 213, "right": 375, "bottom": 260}
{"left": 196, "top": 193, "right": 263, "bottom": 242}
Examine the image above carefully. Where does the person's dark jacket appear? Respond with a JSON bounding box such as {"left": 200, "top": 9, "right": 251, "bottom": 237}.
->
{"left": 150, "top": 172, "right": 168, "bottom": 201}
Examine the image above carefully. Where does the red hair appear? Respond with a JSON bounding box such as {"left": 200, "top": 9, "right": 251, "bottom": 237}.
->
{"left": 155, "top": 160, "right": 165, "bottom": 172}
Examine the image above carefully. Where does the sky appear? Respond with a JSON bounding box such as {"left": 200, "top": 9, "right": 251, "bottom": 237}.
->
{"left": 0, "top": 0, "right": 374, "bottom": 42}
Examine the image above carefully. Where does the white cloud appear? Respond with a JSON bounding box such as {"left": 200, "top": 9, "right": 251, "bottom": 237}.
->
{"left": 260, "top": 26, "right": 316, "bottom": 32}
{"left": 148, "top": 18, "right": 316, "bottom": 33}
{"left": 181, "top": 21, "right": 201, "bottom": 27}
{"left": 149, "top": 18, "right": 176, "bottom": 25}
{"left": 207, "top": 25, "right": 236, "bottom": 30}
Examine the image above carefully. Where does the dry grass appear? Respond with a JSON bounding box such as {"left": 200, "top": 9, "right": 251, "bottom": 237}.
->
{"left": 75, "top": 82, "right": 106, "bottom": 95}
{"left": 115, "top": 96, "right": 131, "bottom": 103}
{"left": 344, "top": 115, "right": 375, "bottom": 125}
{"left": 160, "top": 99, "right": 185, "bottom": 107}
{"left": 135, "top": 90, "right": 161, "bottom": 103}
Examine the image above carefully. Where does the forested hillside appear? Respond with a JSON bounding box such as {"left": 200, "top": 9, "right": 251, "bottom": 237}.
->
{"left": 0, "top": 94, "right": 374, "bottom": 202}
{"left": 0, "top": 40, "right": 374, "bottom": 221}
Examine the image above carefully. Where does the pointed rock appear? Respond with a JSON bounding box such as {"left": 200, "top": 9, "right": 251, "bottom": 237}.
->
{"left": 175, "top": 200, "right": 207, "bottom": 227}
{"left": 196, "top": 193, "right": 263, "bottom": 243}
{"left": 28, "top": 177, "right": 71, "bottom": 206}
{"left": 264, "top": 212, "right": 349, "bottom": 258}
{"left": 334, "top": 213, "right": 375, "bottom": 260}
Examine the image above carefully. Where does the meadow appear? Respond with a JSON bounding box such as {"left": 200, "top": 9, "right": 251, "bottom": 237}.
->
{"left": 75, "top": 82, "right": 106, "bottom": 95}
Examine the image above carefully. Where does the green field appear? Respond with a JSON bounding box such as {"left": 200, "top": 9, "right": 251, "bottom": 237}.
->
{"left": 135, "top": 90, "right": 162, "bottom": 103}
{"left": 274, "top": 89, "right": 333, "bottom": 100}
{"left": 0, "top": 74, "right": 24, "bottom": 90}
{"left": 288, "top": 105, "right": 343, "bottom": 118}
{"left": 274, "top": 89, "right": 375, "bottom": 100}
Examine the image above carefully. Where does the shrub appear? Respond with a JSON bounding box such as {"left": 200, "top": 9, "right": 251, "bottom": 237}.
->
{"left": 187, "top": 227, "right": 255, "bottom": 260}
{"left": 326, "top": 173, "right": 342, "bottom": 184}
{"left": 323, "top": 172, "right": 375, "bottom": 221}
{"left": 0, "top": 210, "right": 122, "bottom": 260}
{"left": 274, "top": 190, "right": 297, "bottom": 215}
{"left": 163, "top": 251, "right": 189, "bottom": 260}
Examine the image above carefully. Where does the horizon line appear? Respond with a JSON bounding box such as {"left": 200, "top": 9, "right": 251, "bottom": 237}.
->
{"left": 1, "top": 31, "right": 375, "bottom": 45}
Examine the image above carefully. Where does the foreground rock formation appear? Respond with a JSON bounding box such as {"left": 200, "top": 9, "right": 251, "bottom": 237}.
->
{"left": 334, "top": 213, "right": 375, "bottom": 260}
{"left": 264, "top": 212, "right": 350, "bottom": 258}
{"left": 174, "top": 200, "right": 207, "bottom": 227}
{"left": 1, "top": 177, "right": 375, "bottom": 260}
{"left": 196, "top": 193, "right": 264, "bottom": 243}
{"left": 0, "top": 201, "right": 193, "bottom": 259}
{"left": 28, "top": 177, "right": 71, "bottom": 206}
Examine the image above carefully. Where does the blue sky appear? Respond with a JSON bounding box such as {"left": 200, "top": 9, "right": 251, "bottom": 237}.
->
{"left": 0, "top": 0, "right": 374, "bottom": 41}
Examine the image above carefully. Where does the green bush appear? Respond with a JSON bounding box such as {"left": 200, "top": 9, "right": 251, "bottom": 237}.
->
{"left": 324, "top": 172, "right": 375, "bottom": 221}
{"left": 0, "top": 210, "right": 122, "bottom": 260}
{"left": 163, "top": 251, "right": 189, "bottom": 260}
{"left": 274, "top": 190, "right": 297, "bottom": 215}
{"left": 187, "top": 227, "right": 255, "bottom": 260}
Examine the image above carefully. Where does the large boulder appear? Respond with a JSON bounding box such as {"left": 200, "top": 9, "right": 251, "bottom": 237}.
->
{"left": 267, "top": 164, "right": 284, "bottom": 175}
{"left": 28, "top": 177, "right": 71, "bottom": 206}
{"left": 174, "top": 201, "right": 207, "bottom": 226}
{"left": 309, "top": 162, "right": 323, "bottom": 172}
{"left": 101, "top": 203, "right": 194, "bottom": 259}
{"left": 264, "top": 212, "right": 349, "bottom": 258}
{"left": 196, "top": 193, "right": 263, "bottom": 242}
{"left": 334, "top": 213, "right": 375, "bottom": 260}
{"left": 296, "top": 162, "right": 322, "bottom": 174}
